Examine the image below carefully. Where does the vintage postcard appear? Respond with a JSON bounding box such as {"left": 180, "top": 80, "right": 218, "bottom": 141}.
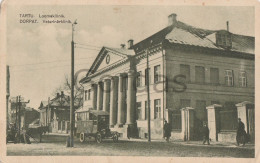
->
{"left": 0, "top": 0, "right": 259, "bottom": 162}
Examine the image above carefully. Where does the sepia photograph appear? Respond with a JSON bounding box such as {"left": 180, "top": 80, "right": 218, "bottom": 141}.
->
{"left": 0, "top": 0, "right": 258, "bottom": 161}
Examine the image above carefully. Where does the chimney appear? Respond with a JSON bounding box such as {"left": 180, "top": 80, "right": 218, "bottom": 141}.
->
{"left": 56, "top": 93, "right": 60, "bottom": 97}
{"left": 226, "top": 21, "right": 229, "bottom": 32}
{"left": 120, "top": 44, "right": 125, "bottom": 49}
{"left": 61, "top": 91, "right": 64, "bottom": 97}
{"left": 168, "top": 13, "right": 177, "bottom": 26}
{"left": 127, "top": 39, "right": 134, "bottom": 49}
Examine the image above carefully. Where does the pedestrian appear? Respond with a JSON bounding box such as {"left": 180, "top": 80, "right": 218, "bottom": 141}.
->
{"left": 127, "top": 125, "right": 131, "bottom": 140}
{"left": 202, "top": 122, "right": 210, "bottom": 145}
{"left": 164, "top": 120, "right": 171, "bottom": 142}
{"left": 236, "top": 118, "right": 246, "bottom": 146}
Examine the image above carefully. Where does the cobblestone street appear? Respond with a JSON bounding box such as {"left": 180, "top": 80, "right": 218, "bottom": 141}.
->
{"left": 6, "top": 134, "right": 254, "bottom": 157}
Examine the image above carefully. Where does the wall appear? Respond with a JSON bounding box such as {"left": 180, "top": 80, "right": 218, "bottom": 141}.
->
{"left": 165, "top": 47, "right": 254, "bottom": 140}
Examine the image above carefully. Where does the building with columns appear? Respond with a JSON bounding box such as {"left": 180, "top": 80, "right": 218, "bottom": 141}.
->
{"left": 79, "top": 13, "right": 254, "bottom": 142}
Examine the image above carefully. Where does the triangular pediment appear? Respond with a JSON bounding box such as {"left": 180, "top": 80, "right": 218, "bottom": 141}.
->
{"left": 97, "top": 51, "right": 126, "bottom": 71}
{"left": 87, "top": 47, "right": 131, "bottom": 76}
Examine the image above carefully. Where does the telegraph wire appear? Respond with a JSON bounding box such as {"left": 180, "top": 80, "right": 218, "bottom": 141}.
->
{"left": 11, "top": 62, "right": 91, "bottom": 72}
{"left": 75, "top": 42, "right": 102, "bottom": 49}
{"left": 9, "top": 56, "right": 96, "bottom": 67}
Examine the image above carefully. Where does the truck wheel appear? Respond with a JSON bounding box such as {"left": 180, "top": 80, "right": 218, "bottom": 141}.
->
{"left": 79, "top": 132, "right": 85, "bottom": 143}
{"left": 112, "top": 134, "right": 118, "bottom": 142}
{"left": 96, "top": 133, "right": 102, "bottom": 143}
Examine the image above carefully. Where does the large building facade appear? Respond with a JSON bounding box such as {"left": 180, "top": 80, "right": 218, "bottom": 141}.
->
{"left": 80, "top": 13, "right": 255, "bottom": 142}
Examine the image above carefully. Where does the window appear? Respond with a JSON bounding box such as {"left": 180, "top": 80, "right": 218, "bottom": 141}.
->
{"left": 216, "top": 33, "right": 232, "bottom": 48}
{"left": 88, "top": 89, "right": 91, "bottom": 100}
{"left": 62, "top": 121, "right": 65, "bottom": 131}
{"left": 195, "top": 66, "right": 205, "bottom": 84}
{"left": 219, "top": 102, "right": 238, "bottom": 131}
{"left": 210, "top": 68, "right": 219, "bottom": 84}
{"left": 225, "top": 70, "right": 234, "bottom": 86}
{"left": 180, "top": 99, "right": 191, "bottom": 109}
{"left": 136, "top": 102, "right": 142, "bottom": 120}
{"left": 136, "top": 71, "right": 142, "bottom": 87}
{"left": 239, "top": 71, "right": 247, "bottom": 87}
{"left": 154, "top": 99, "right": 161, "bottom": 119}
{"left": 84, "top": 90, "right": 88, "bottom": 101}
{"left": 171, "top": 110, "right": 181, "bottom": 130}
{"left": 195, "top": 100, "right": 207, "bottom": 121}
{"left": 154, "top": 65, "right": 161, "bottom": 83}
{"left": 211, "top": 101, "right": 220, "bottom": 105}
{"left": 180, "top": 64, "right": 190, "bottom": 82}
{"left": 145, "top": 68, "right": 151, "bottom": 85}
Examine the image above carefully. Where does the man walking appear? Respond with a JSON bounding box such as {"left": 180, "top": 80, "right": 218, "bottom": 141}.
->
{"left": 164, "top": 120, "right": 171, "bottom": 142}
{"left": 202, "top": 122, "right": 210, "bottom": 145}
{"left": 236, "top": 118, "right": 246, "bottom": 146}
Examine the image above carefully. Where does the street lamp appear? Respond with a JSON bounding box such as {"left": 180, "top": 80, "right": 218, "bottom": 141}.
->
{"left": 69, "top": 19, "right": 77, "bottom": 147}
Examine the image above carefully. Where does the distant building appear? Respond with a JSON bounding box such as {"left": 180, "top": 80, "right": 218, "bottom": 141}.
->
{"left": 79, "top": 13, "right": 254, "bottom": 142}
{"left": 9, "top": 98, "right": 39, "bottom": 130}
{"left": 38, "top": 91, "right": 81, "bottom": 134}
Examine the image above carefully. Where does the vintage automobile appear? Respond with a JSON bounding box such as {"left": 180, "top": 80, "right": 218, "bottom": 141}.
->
{"left": 75, "top": 108, "right": 119, "bottom": 143}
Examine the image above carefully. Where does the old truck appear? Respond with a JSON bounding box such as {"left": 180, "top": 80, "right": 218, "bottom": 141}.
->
{"left": 75, "top": 108, "right": 119, "bottom": 143}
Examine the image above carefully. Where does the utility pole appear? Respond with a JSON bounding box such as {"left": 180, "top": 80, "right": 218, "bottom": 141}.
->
{"left": 69, "top": 20, "right": 77, "bottom": 147}
{"left": 146, "top": 49, "right": 151, "bottom": 142}
{"left": 18, "top": 95, "right": 21, "bottom": 143}
{"left": 47, "top": 97, "right": 50, "bottom": 126}
{"left": 15, "top": 96, "right": 18, "bottom": 129}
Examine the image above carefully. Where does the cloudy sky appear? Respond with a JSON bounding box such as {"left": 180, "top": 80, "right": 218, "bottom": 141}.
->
{"left": 6, "top": 5, "right": 254, "bottom": 109}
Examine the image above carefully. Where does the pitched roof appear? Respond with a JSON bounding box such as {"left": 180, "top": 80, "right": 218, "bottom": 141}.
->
{"left": 132, "top": 21, "right": 254, "bottom": 55}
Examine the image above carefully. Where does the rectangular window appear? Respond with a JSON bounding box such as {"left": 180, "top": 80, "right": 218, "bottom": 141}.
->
{"left": 195, "top": 66, "right": 205, "bottom": 84}
{"left": 154, "top": 99, "right": 161, "bottom": 119}
{"left": 225, "top": 70, "right": 234, "bottom": 86}
{"left": 210, "top": 68, "right": 219, "bottom": 84}
{"left": 180, "top": 99, "right": 191, "bottom": 109}
{"left": 136, "top": 102, "right": 142, "bottom": 120}
{"left": 136, "top": 71, "right": 142, "bottom": 87}
{"left": 195, "top": 100, "right": 207, "bottom": 121}
{"left": 88, "top": 89, "right": 91, "bottom": 100}
{"left": 154, "top": 65, "right": 161, "bottom": 83}
{"left": 219, "top": 102, "right": 238, "bottom": 131}
{"left": 239, "top": 71, "right": 247, "bottom": 87}
{"left": 180, "top": 64, "right": 190, "bottom": 82}
{"left": 211, "top": 101, "right": 220, "bottom": 105}
{"left": 84, "top": 90, "right": 88, "bottom": 101}
{"left": 145, "top": 68, "right": 151, "bottom": 85}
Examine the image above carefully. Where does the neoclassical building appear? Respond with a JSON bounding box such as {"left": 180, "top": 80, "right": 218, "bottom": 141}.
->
{"left": 79, "top": 13, "right": 255, "bottom": 142}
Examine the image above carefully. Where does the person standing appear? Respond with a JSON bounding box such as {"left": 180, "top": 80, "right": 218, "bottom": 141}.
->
{"left": 202, "top": 122, "right": 210, "bottom": 145}
{"left": 236, "top": 118, "right": 246, "bottom": 146}
{"left": 164, "top": 120, "right": 171, "bottom": 142}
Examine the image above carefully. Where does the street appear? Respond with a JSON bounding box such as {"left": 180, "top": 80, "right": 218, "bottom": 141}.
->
{"left": 6, "top": 134, "right": 254, "bottom": 157}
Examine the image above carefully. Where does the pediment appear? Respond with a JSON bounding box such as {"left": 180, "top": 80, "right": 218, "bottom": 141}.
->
{"left": 97, "top": 51, "right": 126, "bottom": 71}
{"left": 87, "top": 47, "right": 130, "bottom": 76}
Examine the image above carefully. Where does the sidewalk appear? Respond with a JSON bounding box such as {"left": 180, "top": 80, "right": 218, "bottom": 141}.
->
{"left": 121, "top": 137, "right": 255, "bottom": 150}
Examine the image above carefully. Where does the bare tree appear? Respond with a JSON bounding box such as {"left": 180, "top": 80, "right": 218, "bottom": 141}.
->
{"left": 52, "top": 75, "right": 84, "bottom": 107}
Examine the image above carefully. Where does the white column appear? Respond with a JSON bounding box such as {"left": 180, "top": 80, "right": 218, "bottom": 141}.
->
{"left": 97, "top": 82, "right": 103, "bottom": 111}
{"left": 117, "top": 73, "right": 127, "bottom": 127}
{"left": 103, "top": 79, "right": 111, "bottom": 112}
{"left": 126, "top": 70, "right": 136, "bottom": 124}
{"left": 91, "top": 84, "right": 97, "bottom": 110}
{"left": 206, "top": 104, "right": 222, "bottom": 141}
{"left": 109, "top": 76, "right": 118, "bottom": 127}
